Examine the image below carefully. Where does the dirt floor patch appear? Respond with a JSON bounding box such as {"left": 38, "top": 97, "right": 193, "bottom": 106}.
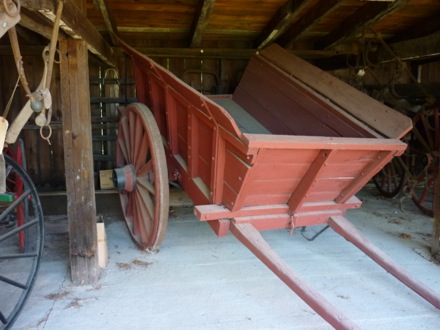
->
{"left": 132, "top": 259, "right": 151, "bottom": 268}
{"left": 116, "top": 262, "right": 132, "bottom": 270}
{"left": 45, "top": 291, "right": 69, "bottom": 300}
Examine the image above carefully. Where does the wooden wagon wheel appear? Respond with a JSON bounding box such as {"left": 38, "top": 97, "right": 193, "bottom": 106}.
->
{"left": 408, "top": 105, "right": 440, "bottom": 216}
{"left": 0, "top": 154, "right": 44, "bottom": 330}
{"left": 373, "top": 157, "right": 407, "bottom": 198}
{"left": 114, "top": 103, "right": 169, "bottom": 251}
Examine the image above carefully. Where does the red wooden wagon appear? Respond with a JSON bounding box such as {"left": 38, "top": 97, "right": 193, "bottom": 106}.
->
{"left": 113, "top": 40, "right": 439, "bottom": 329}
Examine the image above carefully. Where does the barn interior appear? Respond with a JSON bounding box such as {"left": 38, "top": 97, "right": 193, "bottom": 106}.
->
{"left": 1, "top": 0, "right": 440, "bottom": 329}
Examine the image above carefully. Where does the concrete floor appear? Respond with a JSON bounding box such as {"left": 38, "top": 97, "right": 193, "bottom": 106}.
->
{"left": 10, "top": 185, "right": 440, "bottom": 329}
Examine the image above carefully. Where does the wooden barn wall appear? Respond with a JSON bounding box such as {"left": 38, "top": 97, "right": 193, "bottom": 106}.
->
{"left": 150, "top": 57, "right": 247, "bottom": 95}
{"left": 419, "top": 60, "right": 440, "bottom": 83}
{"left": 0, "top": 46, "right": 248, "bottom": 192}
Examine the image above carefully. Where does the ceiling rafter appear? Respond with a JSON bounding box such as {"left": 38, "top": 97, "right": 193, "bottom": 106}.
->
{"left": 388, "top": 12, "right": 440, "bottom": 44}
{"left": 18, "top": 10, "right": 57, "bottom": 41}
{"left": 129, "top": 47, "right": 348, "bottom": 60}
{"left": 318, "top": 0, "right": 409, "bottom": 50}
{"left": 189, "top": 0, "right": 216, "bottom": 48}
{"left": 93, "top": 0, "right": 119, "bottom": 46}
{"left": 378, "top": 30, "right": 440, "bottom": 63}
{"left": 276, "top": 0, "right": 342, "bottom": 48}
{"left": 21, "top": 0, "right": 115, "bottom": 66}
{"left": 254, "top": 0, "right": 309, "bottom": 50}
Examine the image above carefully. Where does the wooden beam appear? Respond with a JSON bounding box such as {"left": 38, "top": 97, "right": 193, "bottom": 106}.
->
{"left": 189, "top": 0, "right": 216, "bottom": 48}
{"left": 21, "top": 0, "right": 115, "bottom": 66}
{"left": 60, "top": 36, "right": 100, "bottom": 285}
{"left": 276, "top": 0, "right": 342, "bottom": 48}
{"left": 17, "top": 7, "right": 62, "bottom": 41}
{"left": 378, "top": 30, "right": 440, "bottom": 63}
{"left": 254, "top": 0, "right": 309, "bottom": 50}
{"left": 128, "top": 47, "right": 348, "bottom": 60}
{"left": 93, "top": 0, "right": 119, "bottom": 46}
{"left": 318, "top": 0, "right": 408, "bottom": 50}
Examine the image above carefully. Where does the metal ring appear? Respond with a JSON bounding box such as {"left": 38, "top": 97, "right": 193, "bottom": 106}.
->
{"left": 39, "top": 124, "right": 52, "bottom": 145}
{"left": 42, "top": 45, "right": 61, "bottom": 64}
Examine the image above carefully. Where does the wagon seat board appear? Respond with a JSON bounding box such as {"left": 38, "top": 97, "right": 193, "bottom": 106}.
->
{"left": 120, "top": 39, "right": 411, "bottom": 237}
{"left": 195, "top": 44, "right": 412, "bottom": 236}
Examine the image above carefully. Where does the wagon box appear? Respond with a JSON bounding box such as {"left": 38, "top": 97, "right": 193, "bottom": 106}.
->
{"left": 114, "top": 39, "right": 439, "bottom": 329}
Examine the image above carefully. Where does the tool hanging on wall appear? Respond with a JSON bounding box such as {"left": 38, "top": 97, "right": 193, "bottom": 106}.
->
{"left": 0, "top": 0, "right": 20, "bottom": 39}
{"left": 0, "top": 0, "right": 21, "bottom": 155}
{"left": 5, "top": 0, "right": 64, "bottom": 146}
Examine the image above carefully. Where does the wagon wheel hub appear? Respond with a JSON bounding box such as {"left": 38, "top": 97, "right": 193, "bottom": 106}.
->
{"left": 113, "top": 164, "right": 137, "bottom": 192}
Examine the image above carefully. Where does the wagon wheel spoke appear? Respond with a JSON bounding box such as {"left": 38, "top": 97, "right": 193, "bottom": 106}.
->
{"left": 409, "top": 105, "right": 440, "bottom": 216}
{"left": 117, "top": 134, "right": 129, "bottom": 167}
{"left": 120, "top": 116, "right": 131, "bottom": 162}
{"left": 114, "top": 103, "right": 169, "bottom": 251}
{"left": 138, "top": 160, "right": 155, "bottom": 194}
{"left": 373, "top": 157, "right": 407, "bottom": 198}
{"left": 0, "top": 154, "right": 44, "bottom": 329}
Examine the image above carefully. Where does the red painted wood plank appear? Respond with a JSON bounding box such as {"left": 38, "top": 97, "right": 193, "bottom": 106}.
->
{"left": 243, "top": 134, "right": 408, "bottom": 152}
{"left": 259, "top": 44, "right": 412, "bottom": 139}
{"left": 195, "top": 196, "right": 361, "bottom": 221}
{"left": 254, "top": 148, "right": 319, "bottom": 164}
{"left": 234, "top": 56, "right": 374, "bottom": 138}
{"left": 246, "top": 178, "right": 301, "bottom": 195}
{"left": 147, "top": 74, "right": 168, "bottom": 136}
{"left": 336, "top": 150, "right": 395, "bottom": 203}
{"left": 195, "top": 119, "right": 213, "bottom": 186}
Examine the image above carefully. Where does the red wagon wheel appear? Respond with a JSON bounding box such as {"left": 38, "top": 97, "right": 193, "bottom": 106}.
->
{"left": 373, "top": 157, "right": 407, "bottom": 198}
{"left": 408, "top": 105, "right": 440, "bottom": 216}
{"left": 114, "top": 103, "right": 169, "bottom": 251}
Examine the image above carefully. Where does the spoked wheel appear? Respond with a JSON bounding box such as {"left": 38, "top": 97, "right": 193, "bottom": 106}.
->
{"left": 373, "top": 157, "right": 407, "bottom": 198}
{"left": 0, "top": 154, "right": 44, "bottom": 330}
{"left": 114, "top": 103, "right": 169, "bottom": 251}
{"left": 408, "top": 105, "right": 440, "bottom": 216}
{"left": 409, "top": 156, "right": 436, "bottom": 216}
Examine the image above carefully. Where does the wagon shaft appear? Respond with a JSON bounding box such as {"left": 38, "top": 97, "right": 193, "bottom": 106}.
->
{"left": 328, "top": 215, "right": 440, "bottom": 309}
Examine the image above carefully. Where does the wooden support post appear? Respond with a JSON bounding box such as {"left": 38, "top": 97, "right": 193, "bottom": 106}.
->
{"left": 230, "top": 221, "right": 360, "bottom": 330}
{"left": 328, "top": 215, "right": 440, "bottom": 309}
{"left": 60, "top": 37, "right": 99, "bottom": 284}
